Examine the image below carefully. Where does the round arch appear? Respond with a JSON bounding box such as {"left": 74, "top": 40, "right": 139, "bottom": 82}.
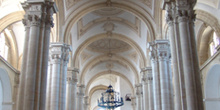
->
{"left": 196, "top": 9, "right": 220, "bottom": 38}
{"left": 204, "top": 64, "right": 220, "bottom": 110}
{"left": 72, "top": 33, "right": 147, "bottom": 68}
{"left": 62, "top": 1, "right": 156, "bottom": 43}
{"left": 79, "top": 54, "right": 139, "bottom": 85}
{"left": 0, "top": 11, "right": 24, "bottom": 33}
{"left": 85, "top": 70, "right": 135, "bottom": 96}
{"left": 0, "top": 68, "right": 12, "bottom": 110}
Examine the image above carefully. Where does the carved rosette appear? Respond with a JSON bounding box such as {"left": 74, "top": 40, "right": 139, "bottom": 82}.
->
{"left": 67, "top": 67, "right": 79, "bottom": 84}
{"left": 148, "top": 40, "right": 170, "bottom": 61}
{"left": 49, "top": 43, "right": 72, "bottom": 64}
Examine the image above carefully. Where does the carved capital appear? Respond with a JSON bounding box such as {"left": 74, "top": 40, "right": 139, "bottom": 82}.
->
{"left": 148, "top": 40, "right": 170, "bottom": 61}
{"left": 141, "top": 67, "right": 152, "bottom": 83}
{"left": 49, "top": 42, "right": 72, "bottom": 64}
{"left": 77, "top": 84, "right": 85, "bottom": 96}
{"left": 135, "top": 84, "right": 142, "bottom": 95}
{"left": 67, "top": 67, "right": 79, "bottom": 84}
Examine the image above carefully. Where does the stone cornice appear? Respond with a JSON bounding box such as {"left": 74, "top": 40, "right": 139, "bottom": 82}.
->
{"left": 0, "top": 56, "right": 20, "bottom": 74}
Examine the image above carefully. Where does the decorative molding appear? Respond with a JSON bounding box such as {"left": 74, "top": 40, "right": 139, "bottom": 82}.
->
{"left": 80, "top": 51, "right": 93, "bottom": 65}
{"left": 129, "top": 51, "right": 138, "bottom": 64}
{"left": 0, "top": 56, "right": 20, "bottom": 74}
{"left": 148, "top": 40, "right": 170, "bottom": 61}
{"left": 87, "top": 38, "right": 131, "bottom": 53}
{"left": 65, "top": 0, "right": 81, "bottom": 10}
{"left": 77, "top": 17, "right": 141, "bottom": 38}
{"left": 139, "top": 0, "right": 152, "bottom": 8}
{"left": 200, "top": 49, "right": 220, "bottom": 71}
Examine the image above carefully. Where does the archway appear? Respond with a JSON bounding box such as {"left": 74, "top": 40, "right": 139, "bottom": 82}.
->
{"left": 204, "top": 64, "right": 220, "bottom": 110}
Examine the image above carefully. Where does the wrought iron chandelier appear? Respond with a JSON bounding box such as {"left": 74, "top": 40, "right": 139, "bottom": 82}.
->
{"left": 97, "top": 85, "right": 124, "bottom": 110}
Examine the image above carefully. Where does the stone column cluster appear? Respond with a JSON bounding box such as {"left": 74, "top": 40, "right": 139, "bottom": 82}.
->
{"left": 16, "top": 1, "right": 57, "bottom": 110}
{"left": 149, "top": 40, "right": 173, "bottom": 110}
{"left": 46, "top": 43, "right": 72, "bottom": 110}
{"left": 163, "top": 1, "right": 204, "bottom": 110}
{"left": 66, "top": 68, "right": 79, "bottom": 110}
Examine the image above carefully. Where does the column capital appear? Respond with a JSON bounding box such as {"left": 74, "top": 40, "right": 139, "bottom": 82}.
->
{"left": 141, "top": 67, "right": 152, "bottom": 83}
{"left": 84, "top": 96, "right": 90, "bottom": 105}
{"left": 49, "top": 42, "right": 72, "bottom": 63}
{"left": 135, "top": 84, "right": 142, "bottom": 95}
{"left": 67, "top": 67, "right": 79, "bottom": 84}
{"left": 77, "top": 84, "right": 85, "bottom": 96}
{"left": 148, "top": 40, "right": 171, "bottom": 61}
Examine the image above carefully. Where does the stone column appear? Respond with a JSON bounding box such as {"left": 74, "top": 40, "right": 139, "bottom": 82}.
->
{"left": 149, "top": 40, "right": 172, "bottom": 110}
{"left": 131, "top": 96, "right": 136, "bottom": 110}
{"left": 142, "top": 67, "right": 154, "bottom": 110}
{"left": 16, "top": 1, "right": 57, "bottom": 110}
{"left": 66, "top": 68, "right": 79, "bottom": 110}
{"left": 135, "top": 84, "right": 143, "bottom": 110}
{"left": 47, "top": 43, "right": 72, "bottom": 110}
{"left": 16, "top": 14, "right": 30, "bottom": 110}
{"left": 141, "top": 68, "right": 149, "bottom": 110}
{"left": 77, "top": 84, "right": 85, "bottom": 110}
{"left": 84, "top": 96, "right": 89, "bottom": 110}
{"left": 163, "top": 1, "right": 204, "bottom": 110}
{"left": 147, "top": 69, "right": 154, "bottom": 110}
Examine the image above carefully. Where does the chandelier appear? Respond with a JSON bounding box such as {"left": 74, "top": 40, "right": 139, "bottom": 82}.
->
{"left": 97, "top": 85, "right": 124, "bottom": 110}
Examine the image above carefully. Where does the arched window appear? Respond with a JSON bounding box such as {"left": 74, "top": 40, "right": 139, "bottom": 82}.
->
{"left": 0, "top": 33, "right": 9, "bottom": 60}
{"left": 209, "top": 32, "right": 220, "bottom": 56}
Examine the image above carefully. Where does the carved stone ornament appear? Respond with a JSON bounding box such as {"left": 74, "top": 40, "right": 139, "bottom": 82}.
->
{"left": 49, "top": 43, "right": 72, "bottom": 63}
{"left": 148, "top": 40, "right": 170, "bottom": 60}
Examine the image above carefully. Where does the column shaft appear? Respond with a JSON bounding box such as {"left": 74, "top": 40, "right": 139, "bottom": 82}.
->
{"left": 16, "top": 19, "right": 30, "bottom": 110}
{"left": 159, "top": 56, "right": 171, "bottom": 110}
{"left": 148, "top": 75, "right": 154, "bottom": 110}
{"left": 23, "top": 16, "right": 41, "bottom": 110}
{"left": 163, "top": 1, "right": 204, "bottom": 110}
{"left": 151, "top": 59, "right": 161, "bottom": 110}
{"left": 66, "top": 68, "right": 78, "bottom": 110}
{"left": 179, "top": 18, "right": 197, "bottom": 110}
